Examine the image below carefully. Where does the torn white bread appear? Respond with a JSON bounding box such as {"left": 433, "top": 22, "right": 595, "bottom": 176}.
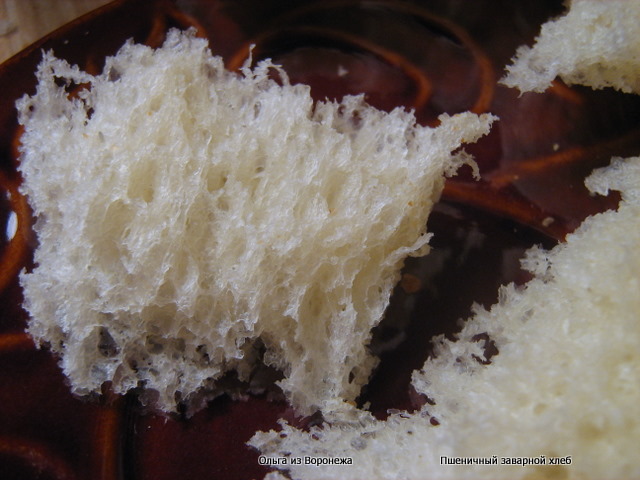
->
{"left": 502, "top": 0, "right": 640, "bottom": 94}
{"left": 17, "top": 29, "right": 494, "bottom": 415}
{"left": 249, "top": 157, "right": 640, "bottom": 480}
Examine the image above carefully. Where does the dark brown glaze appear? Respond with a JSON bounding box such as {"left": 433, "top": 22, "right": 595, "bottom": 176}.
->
{"left": 1, "top": 1, "right": 639, "bottom": 479}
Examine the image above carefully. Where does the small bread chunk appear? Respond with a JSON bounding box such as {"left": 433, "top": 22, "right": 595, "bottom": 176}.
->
{"left": 17, "top": 29, "right": 493, "bottom": 415}
{"left": 502, "top": 0, "right": 640, "bottom": 94}
{"left": 250, "top": 157, "right": 640, "bottom": 479}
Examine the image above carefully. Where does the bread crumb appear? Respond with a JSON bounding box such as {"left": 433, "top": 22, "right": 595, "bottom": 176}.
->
{"left": 541, "top": 216, "right": 554, "bottom": 227}
{"left": 17, "top": 29, "right": 494, "bottom": 416}
{"left": 502, "top": 0, "right": 640, "bottom": 94}
{"left": 250, "top": 157, "right": 640, "bottom": 479}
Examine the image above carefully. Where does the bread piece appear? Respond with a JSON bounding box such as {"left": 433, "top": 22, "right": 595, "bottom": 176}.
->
{"left": 17, "top": 29, "right": 494, "bottom": 415}
{"left": 502, "top": 0, "right": 640, "bottom": 94}
{"left": 250, "top": 157, "right": 640, "bottom": 479}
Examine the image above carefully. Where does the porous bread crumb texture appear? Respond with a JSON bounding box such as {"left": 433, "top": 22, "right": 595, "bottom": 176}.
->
{"left": 250, "top": 157, "right": 640, "bottom": 480}
{"left": 502, "top": 0, "right": 640, "bottom": 94}
{"left": 17, "top": 29, "right": 494, "bottom": 415}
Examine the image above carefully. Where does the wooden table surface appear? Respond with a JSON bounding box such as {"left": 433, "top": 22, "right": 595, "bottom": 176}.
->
{"left": 0, "top": 0, "right": 111, "bottom": 64}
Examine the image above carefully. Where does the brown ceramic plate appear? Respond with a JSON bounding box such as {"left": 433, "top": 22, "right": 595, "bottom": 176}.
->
{"left": 2, "top": 1, "right": 640, "bottom": 479}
